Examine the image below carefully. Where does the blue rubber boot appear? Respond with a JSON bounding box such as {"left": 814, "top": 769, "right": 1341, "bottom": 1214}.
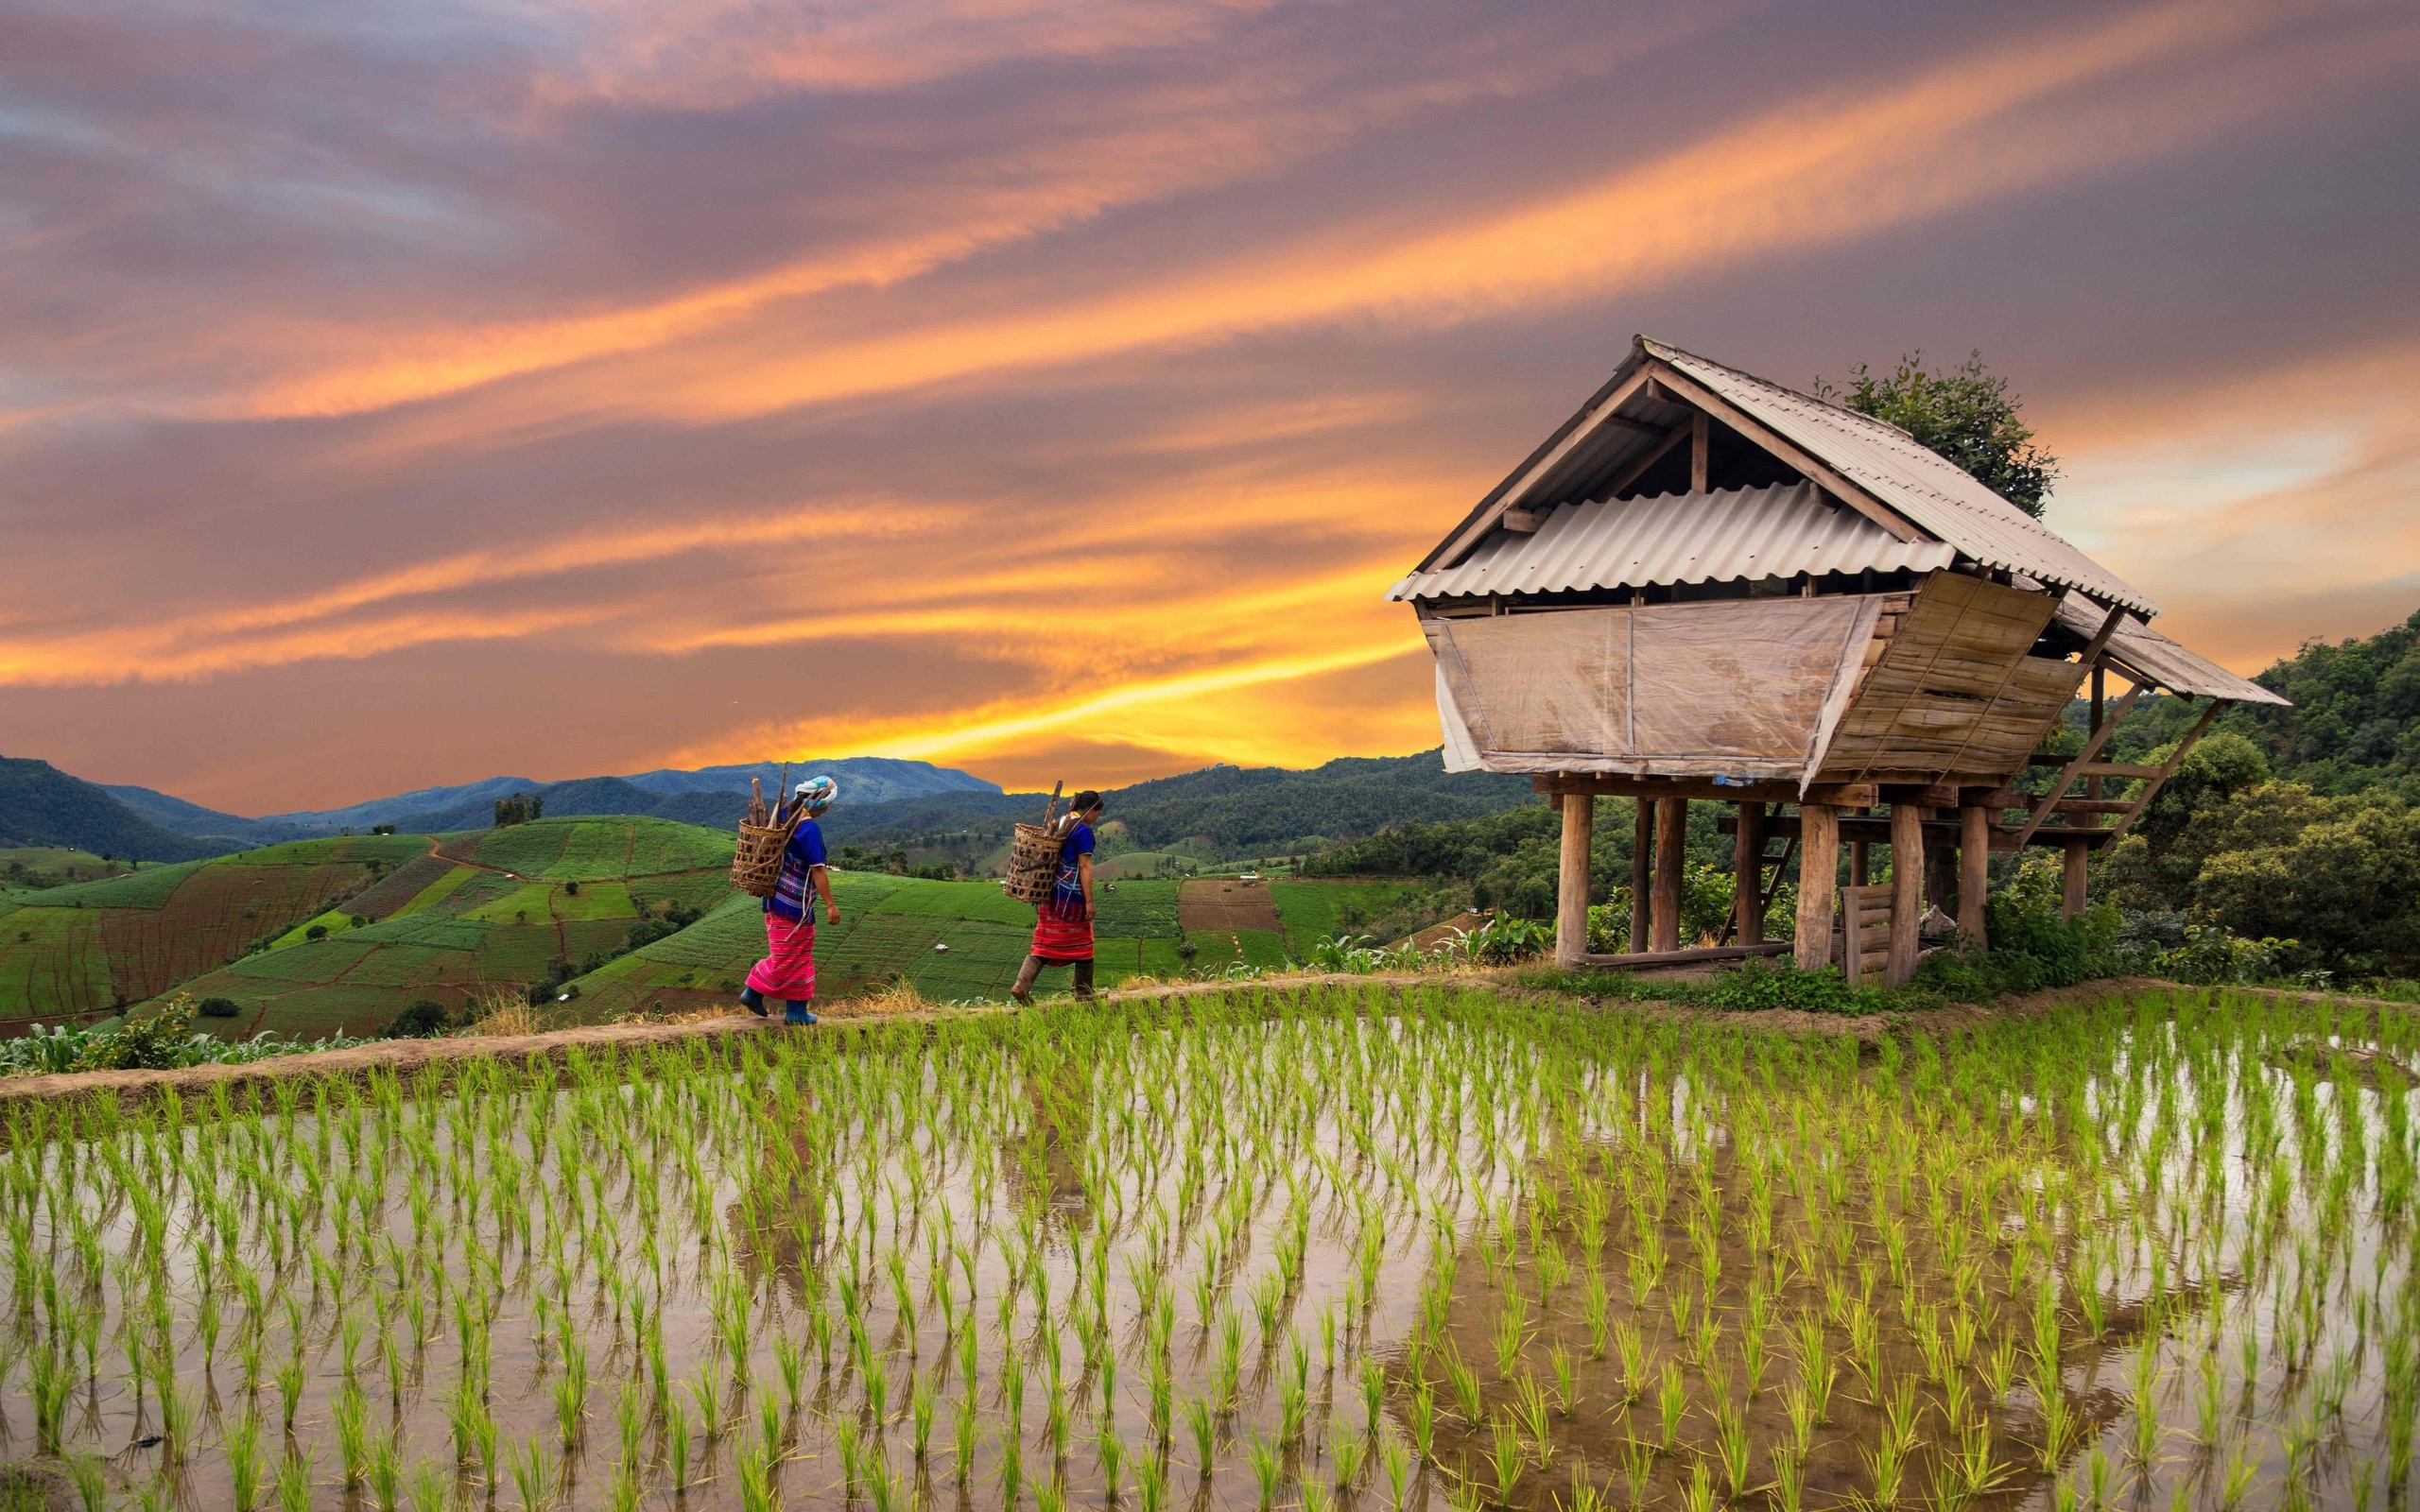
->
{"left": 738, "top": 985, "right": 769, "bottom": 1017}
{"left": 784, "top": 1001, "right": 818, "bottom": 1026}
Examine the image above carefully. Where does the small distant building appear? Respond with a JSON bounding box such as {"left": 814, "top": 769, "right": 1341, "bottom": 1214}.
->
{"left": 1391, "top": 336, "right": 2285, "bottom": 984}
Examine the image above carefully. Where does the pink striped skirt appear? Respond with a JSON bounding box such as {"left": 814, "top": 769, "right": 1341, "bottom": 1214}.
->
{"left": 746, "top": 914, "right": 818, "bottom": 1000}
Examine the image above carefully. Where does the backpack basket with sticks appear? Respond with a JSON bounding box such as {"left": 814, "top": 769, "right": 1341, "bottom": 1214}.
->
{"left": 732, "top": 763, "right": 805, "bottom": 899}
{"left": 1004, "top": 782, "right": 1067, "bottom": 904}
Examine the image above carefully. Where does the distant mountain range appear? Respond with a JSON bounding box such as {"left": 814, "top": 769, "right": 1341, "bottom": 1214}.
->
{"left": 18, "top": 756, "right": 999, "bottom": 858}
{"left": 10, "top": 747, "right": 1530, "bottom": 868}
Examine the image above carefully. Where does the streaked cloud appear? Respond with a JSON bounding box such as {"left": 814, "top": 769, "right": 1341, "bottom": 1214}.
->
{"left": 0, "top": 0, "right": 2412, "bottom": 811}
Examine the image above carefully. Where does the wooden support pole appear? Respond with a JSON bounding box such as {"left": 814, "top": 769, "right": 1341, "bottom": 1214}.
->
{"left": 1733, "top": 802, "right": 1765, "bottom": 947}
{"left": 1556, "top": 792, "right": 1594, "bottom": 968}
{"left": 1794, "top": 804, "right": 1839, "bottom": 971}
{"left": 1926, "top": 844, "right": 1957, "bottom": 924}
{"left": 1631, "top": 799, "right": 1652, "bottom": 954}
{"left": 2062, "top": 837, "right": 2089, "bottom": 920}
{"left": 1958, "top": 804, "right": 1990, "bottom": 949}
{"left": 1651, "top": 797, "right": 1685, "bottom": 952}
{"left": 1849, "top": 805, "right": 1870, "bottom": 886}
{"left": 1690, "top": 411, "right": 1710, "bottom": 492}
{"left": 1888, "top": 802, "right": 1924, "bottom": 987}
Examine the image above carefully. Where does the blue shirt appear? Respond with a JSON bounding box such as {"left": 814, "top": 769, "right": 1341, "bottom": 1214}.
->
{"left": 766, "top": 818, "right": 829, "bottom": 920}
{"left": 1046, "top": 821, "right": 1094, "bottom": 918}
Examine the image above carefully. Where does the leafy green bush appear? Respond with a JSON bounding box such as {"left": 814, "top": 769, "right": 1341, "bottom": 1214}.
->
{"left": 1698, "top": 961, "right": 1897, "bottom": 1015}
{"left": 74, "top": 999, "right": 199, "bottom": 1071}
{"left": 197, "top": 996, "right": 241, "bottom": 1018}
{"left": 382, "top": 999, "right": 457, "bottom": 1038}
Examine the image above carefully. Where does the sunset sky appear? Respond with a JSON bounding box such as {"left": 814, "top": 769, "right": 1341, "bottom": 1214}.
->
{"left": 5, "top": 0, "right": 2417, "bottom": 815}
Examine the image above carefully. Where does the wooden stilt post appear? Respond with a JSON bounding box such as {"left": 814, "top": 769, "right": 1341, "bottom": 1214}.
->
{"left": 1631, "top": 799, "right": 1653, "bottom": 954}
{"left": 1794, "top": 804, "right": 1838, "bottom": 971}
{"left": 1733, "top": 802, "right": 1765, "bottom": 947}
{"left": 1651, "top": 797, "right": 1685, "bottom": 952}
{"left": 2062, "top": 838, "right": 2089, "bottom": 920}
{"left": 1888, "top": 801, "right": 1924, "bottom": 987}
{"left": 1555, "top": 789, "right": 1594, "bottom": 968}
{"left": 1849, "top": 806, "right": 1871, "bottom": 887}
{"left": 1958, "top": 804, "right": 1990, "bottom": 949}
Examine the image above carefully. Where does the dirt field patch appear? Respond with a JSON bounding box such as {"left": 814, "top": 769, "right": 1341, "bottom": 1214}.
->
{"left": 1176, "top": 877, "right": 1283, "bottom": 933}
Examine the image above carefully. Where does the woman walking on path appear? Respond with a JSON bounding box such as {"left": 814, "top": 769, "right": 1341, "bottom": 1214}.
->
{"left": 1011, "top": 790, "right": 1102, "bottom": 1004}
{"left": 742, "top": 777, "right": 839, "bottom": 1025}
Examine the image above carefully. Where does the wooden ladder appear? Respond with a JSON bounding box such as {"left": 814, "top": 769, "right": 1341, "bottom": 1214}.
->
{"left": 2008, "top": 694, "right": 2223, "bottom": 850}
{"left": 1716, "top": 830, "right": 1796, "bottom": 948}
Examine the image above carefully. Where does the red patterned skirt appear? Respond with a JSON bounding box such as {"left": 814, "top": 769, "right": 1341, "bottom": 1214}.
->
{"left": 746, "top": 913, "right": 818, "bottom": 999}
{"left": 1030, "top": 905, "right": 1094, "bottom": 962}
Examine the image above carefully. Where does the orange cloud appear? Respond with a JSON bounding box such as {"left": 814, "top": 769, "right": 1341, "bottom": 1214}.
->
{"left": 211, "top": 0, "right": 2402, "bottom": 436}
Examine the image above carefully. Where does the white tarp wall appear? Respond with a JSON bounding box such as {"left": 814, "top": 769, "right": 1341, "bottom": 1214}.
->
{"left": 1424, "top": 596, "right": 1883, "bottom": 782}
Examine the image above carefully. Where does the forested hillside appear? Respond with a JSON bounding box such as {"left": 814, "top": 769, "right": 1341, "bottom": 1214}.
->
{"left": 0, "top": 758, "right": 223, "bottom": 863}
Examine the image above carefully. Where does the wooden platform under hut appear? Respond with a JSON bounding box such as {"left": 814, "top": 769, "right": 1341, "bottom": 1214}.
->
{"left": 1390, "top": 336, "right": 2288, "bottom": 985}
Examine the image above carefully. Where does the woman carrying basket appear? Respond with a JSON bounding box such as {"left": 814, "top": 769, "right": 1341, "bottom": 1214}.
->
{"left": 741, "top": 776, "right": 839, "bottom": 1025}
{"left": 1011, "top": 790, "right": 1102, "bottom": 1005}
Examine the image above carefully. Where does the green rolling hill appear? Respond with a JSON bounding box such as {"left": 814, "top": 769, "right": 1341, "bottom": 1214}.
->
{"left": 161, "top": 816, "right": 733, "bottom": 1040}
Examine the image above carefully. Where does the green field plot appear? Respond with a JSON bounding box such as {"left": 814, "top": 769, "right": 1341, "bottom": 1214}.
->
{"left": 146, "top": 827, "right": 745, "bottom": 1038}
{"left": 343, "top": 850, "right": 457, "bottom": 919}
{"left": 1266, "top": 878, "right": 1430, "bottom": 944}
{"left": 461, "top": 882, "right": 560, "bottom": 924}
{"left": 268, "top": 908, "right": 368, "bottom": 949}
{"left": 555, "top": 879, "right": 638, "bottom": 920}
{"left": 0, "top": 837, "right": 406, "bottom": 1022}
{"left": 1094, "top": 878, "right": 1180, "bottom": 937}
{"left": 0, "top": 907, "right": 112, "bottom": 1022}
{"left": 455, "top": 822, "right": 572, "bottom": 877}
{"left": 629, "top": 868, "right": 739, "bottom": 915}
{"left": 399, "top": 861, "right": 479, "bottom": 915}
{"left": 48, "top": 860, "right": 210, "bottom": 910}
{"left": 357, "top": 914, "right": 490, "bottom": 951}
{"left": 867, "top": 878, "right": 1036, "bottom": 926}
{"left": 622, "top": 818, "right": 735, "bottom": 877}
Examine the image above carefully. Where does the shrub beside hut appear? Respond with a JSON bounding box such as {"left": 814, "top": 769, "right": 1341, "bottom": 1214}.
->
{"left": 1391, "top": 336, "right": 2287, "bottom": 984}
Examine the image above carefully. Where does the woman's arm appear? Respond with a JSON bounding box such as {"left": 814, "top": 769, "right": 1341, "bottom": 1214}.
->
{"left": 809, "top": 864, "right": 839, "bottom": 926}
{"left": 1079, "top": 851, "right": 1095, "bottom": 920}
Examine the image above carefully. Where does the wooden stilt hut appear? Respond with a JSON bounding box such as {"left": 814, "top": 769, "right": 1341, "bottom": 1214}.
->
{"left": 1391, "top": 337, "right": 2288, "bottom": 984}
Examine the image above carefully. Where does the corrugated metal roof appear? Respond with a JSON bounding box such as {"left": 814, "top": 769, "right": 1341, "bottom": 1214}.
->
{"left": 1643, "top": 338, "right": 2157, "bottom": 615}
{"left": 2050, "top": 597, "right": 2290, "bottom": 706}
{"left": 1387, "top": 482, "right": 1955, "bottom": 601}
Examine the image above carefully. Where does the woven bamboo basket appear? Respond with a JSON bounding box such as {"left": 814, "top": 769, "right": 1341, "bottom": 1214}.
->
{"left": 731, "top": 763, "right": 801, "bottom": 899}
{"left": 732, "top": 809, "right": 805, "bottom": 898}
{"left": 1003, "top": 782, "right": 1065, "bottom": 904}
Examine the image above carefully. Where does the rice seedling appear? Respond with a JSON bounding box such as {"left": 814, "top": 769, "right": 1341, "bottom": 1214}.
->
{"left": 1488, "top": 1412, "right": 1524, "bottom": 1503}
{"left": 1379, "top": 1432, "right": 1413, "bottom": 1509}
{"left": 1248, "top": 1430, "right": 1283, "bottom": 1508}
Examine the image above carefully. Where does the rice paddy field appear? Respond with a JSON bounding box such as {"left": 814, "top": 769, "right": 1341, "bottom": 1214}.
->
{"left": 0, "top": 837, "right": 432, "bottom": 1028}
{"left": 567, "top": 878, "right": 1440, "bottom": 1015}
{"left": 3, "top": 983, "right": 2412, "bottom": 1512}
{"left": 163, "top": 819, "right": 735, "bottom": 1040}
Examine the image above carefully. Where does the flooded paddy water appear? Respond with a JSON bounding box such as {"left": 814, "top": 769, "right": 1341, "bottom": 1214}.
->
{"left": 0, "top": 984, "right": 2412, "bottom": 1512}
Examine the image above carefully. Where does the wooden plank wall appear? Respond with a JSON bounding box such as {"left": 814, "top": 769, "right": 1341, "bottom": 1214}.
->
{"left": 1819, "top": 573, "right": 2083, "bottom": 784}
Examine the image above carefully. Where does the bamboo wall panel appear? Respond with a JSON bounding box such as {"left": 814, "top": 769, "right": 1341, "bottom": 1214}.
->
{"left": 1819, "top": 573, "right": 2081, "bottom": 783}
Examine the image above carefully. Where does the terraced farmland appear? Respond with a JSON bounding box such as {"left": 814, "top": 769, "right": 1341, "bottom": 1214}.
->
{"left": 0, "top": 833, "right": 428, "bottom": 1026}
{"left": 569, "top": 875, "right": 1404, "bottom": 1012}
{"left": 161, "top": 817, "right": 735, "bottom": 1040}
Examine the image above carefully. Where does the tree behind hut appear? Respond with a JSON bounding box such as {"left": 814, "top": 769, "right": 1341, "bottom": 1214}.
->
{"left": 1818, "top": 350, "right": 2059, "bottom": 518}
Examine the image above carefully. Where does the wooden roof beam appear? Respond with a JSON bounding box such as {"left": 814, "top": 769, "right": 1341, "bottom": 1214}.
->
{"left": 1638, "top": 363, "right": 1927, "bottom": 543}
{"left": 1426, "top": 364, "right": 1659, "bottom": 570}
